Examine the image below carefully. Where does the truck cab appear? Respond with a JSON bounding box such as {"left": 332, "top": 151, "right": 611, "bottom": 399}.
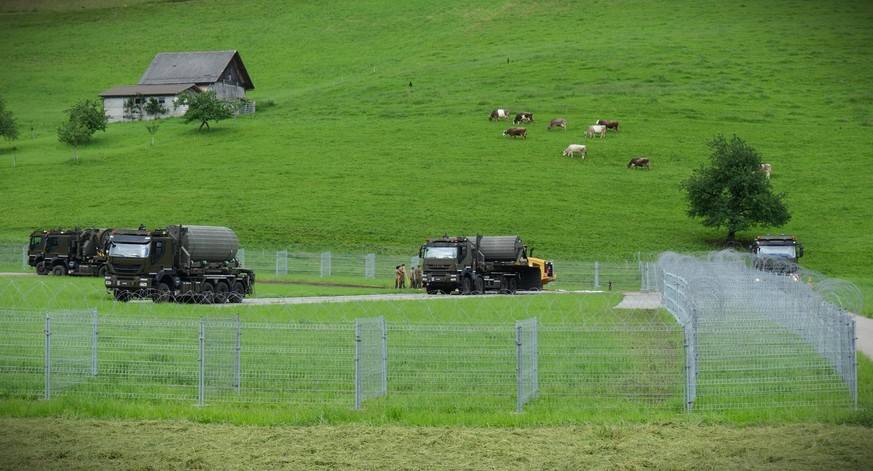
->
{"left": 752, "top": 234, "right": 803, "bottom": 274}
{"left": 28, "top": 230, "right": 75, "bottom": 275}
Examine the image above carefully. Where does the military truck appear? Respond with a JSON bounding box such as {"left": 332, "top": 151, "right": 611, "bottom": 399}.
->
{"left": 419, "top": 235, "right": 555, "bottom": 294}
{"left": 27, "top": 228, "right": 111, "bottom": 276}
{"left": 105, "top": 225, "right": 254, "bottom": 303}
{"left": 752, "top": 234, "right": 803, "bottom": 274}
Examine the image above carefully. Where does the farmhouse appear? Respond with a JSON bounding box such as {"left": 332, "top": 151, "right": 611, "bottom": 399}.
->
{"left": 100, "top": 50, "right": 255, "bottom": 122}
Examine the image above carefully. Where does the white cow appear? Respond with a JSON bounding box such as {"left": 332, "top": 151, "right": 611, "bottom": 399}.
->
{"left": 562, "top": 144, "right": 588, "bottom": 158}
{"left": 586, "top": 125, "right": 607, "bottom": 139}
{"left": 489, "top": 108, "right": 510, "bottom": 121}
{"left": 760, "top": 163, "right": 772, "bottom": 179}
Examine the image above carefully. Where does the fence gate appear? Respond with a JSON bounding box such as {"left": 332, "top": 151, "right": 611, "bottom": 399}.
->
{"left": 275, "top": 250, "right": 288, "bottom": 276}
{"left": 516, "top": 318, "right": 539, "bottom": 412}
{"left": 44, "top": 310, "right": 97, "bottom": 400}
{"left": 355, "top": 316, "right": 387, "bottom": 409}
{"left": 199, "top": 317, "right": 241, "bottom": 406}
{"left": 321, "top": 252, "right": 332, "bottom": 278}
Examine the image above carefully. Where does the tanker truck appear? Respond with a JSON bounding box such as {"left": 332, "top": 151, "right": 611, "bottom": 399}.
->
{"left": 419, "top": 235, "right": 555, "bottom": 294}
{"left": 105, "top": 225, "right": 254, "bottom": 303}
{"left": 28, "top": 228, "right": 111, "bottom": 276}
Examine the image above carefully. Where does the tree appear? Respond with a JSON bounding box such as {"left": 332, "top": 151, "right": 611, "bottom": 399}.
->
{"left": 0, "top": 96, "right": 18, "bottom": 167}
{"left": 144, "top": 97, "right": 167, "bottom": 119}
{"left": 67, "top": 99, "right": 108, "bottom": 134}
{"left": 0, "top": 96, "right": 18, "bottom": 143}
{"left": 179, "top": 90, "right": 232, "bottom": 131}
{"left": 682, "top": 135, "right": 790, "bottom": 242}
{"left": 56, "top": 99, "right": 108, "bottom": 162}
{"left": 145, "top": 120, "right": 160, "bottom": 146}
{"left": 57, "top": 120, "right": 91, "bottom": 162}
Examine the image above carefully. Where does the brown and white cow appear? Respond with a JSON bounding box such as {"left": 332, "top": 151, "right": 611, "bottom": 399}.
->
{"left": 627, "top": 157, "right": 650, "bottom": 169}
{"left": 759, "top": 163, "right": 772, "bottom": 179}
{"left": 586, "top": 125, "right": 607, "bottom": 139}
{"left": 503, "top": 127, "right": 527, "bottom": 139}
{"left": 596, "top": 119, "right": 620, "bottom": 132}
{"left": 562, "top": 144, "right": 587, "bottom": 158}
{"left": 489, "top": 108, "right": 510, "bottom": 121}
{"left": 548, "top": 118, "right": 568, "bottom": 130}
{"left": 514, "top": 112, "right": 534, "bottom": 124}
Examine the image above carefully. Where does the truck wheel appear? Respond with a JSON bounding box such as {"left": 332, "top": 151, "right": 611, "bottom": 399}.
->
{"left": 51, "top": 265, "right": 65, "bottom": 276}
{"left": 461, "top": 277, "right": 473, "bottom": 295}
{"left": 97, "top": 266, "right": 108, "bottom": 278}
{"left": 113, "top": 289, "right": 130, "bottom": 303}
{"left": 214, "top": 281, "right": 230, "bottom": 304}
{"left": 153, "top": 283, "right": 171, "bottom": 303}
{"left": 229, "top": 281, "right": 246, "bottom": 303}
{"left": 36, "top": 261, "right": 48, "bottom": 276}
{"left": 198, "top": 283, "right": 214, "bottom": 304}
{"left": 474, "top": 277, "right": 485, "bottom": 294}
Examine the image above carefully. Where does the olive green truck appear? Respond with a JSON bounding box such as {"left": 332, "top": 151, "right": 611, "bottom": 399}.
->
{"left": 105, "top": 225, "right": 254, "bottom": 303}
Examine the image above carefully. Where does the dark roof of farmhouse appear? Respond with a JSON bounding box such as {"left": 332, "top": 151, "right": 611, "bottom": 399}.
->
{"left": 99, "top": 83, "right": 199, "bottom": 97}
{"left": 138, "top": 50, "right": 254, "bottom": 89}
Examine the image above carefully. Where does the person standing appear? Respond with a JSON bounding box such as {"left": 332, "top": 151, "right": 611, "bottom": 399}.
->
{"left": 399, "top": 264, "right": 407, "bottom": 289}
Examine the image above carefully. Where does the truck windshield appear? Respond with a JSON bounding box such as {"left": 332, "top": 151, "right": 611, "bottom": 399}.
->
{"left": 109, "top": 242, "right": 150, "bottom": 258}
{"left": 758, "top": 245, "right": 796, "bottom": 258}
{"left": 29, "top": 236, "right": 43, "bottom": 249}
{"left": 424, "top": 246, "right": 458, "bottom": 259}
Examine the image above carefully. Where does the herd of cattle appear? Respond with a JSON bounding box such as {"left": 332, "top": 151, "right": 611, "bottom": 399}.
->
{"left": 490, "top": 108, "right": 773, "bottom": 177}
{"left": 490, "top": 109, "right": 649, "bottom": 169}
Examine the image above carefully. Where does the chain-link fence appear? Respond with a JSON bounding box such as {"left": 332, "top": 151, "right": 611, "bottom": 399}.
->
{"left": 0, "top": 310, "right": 683, "bottom": 413}
{"left": 657, "top": 251, "right": 858, "bottom": 411}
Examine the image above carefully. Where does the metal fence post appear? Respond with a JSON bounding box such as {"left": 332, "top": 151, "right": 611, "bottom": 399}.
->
{"left": 90, "top": 310, "right": 98, "bottom": 376}
{"left": 532, "top": 318, "right": 539, "bottom": 399}
{"left": 354, "top": 320, "right": 362, "bottom": 410}
{"left": 515, "top": 323, "right": 523, "bottom": 413}
{"left": 850, "top": 317, "right": 858, "bottom": 409}
{"left": 321, "top": 251, "right": 332, "bottom": 278}
{"left": 44, "top": 316, "right": 51, "bottom": 400}
{"left": 235, "top": 315, "right": 241, "bottom": 394}
{"left": 594, "top": 261, "right": 600, "bottom": 289}
{"left": 683, "top": 318, "right": 697, "bottom": 412}
{"left": 22, "top": 244, "right": 28, "bottom": 270}
{"left": 198, "top": 319, "right": 205, "bottom": 407}
{"left": 380, "top": 317, "right": 388, "bottom": 397}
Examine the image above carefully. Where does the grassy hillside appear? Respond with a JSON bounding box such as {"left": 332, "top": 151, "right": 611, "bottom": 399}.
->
{"left": 1, "top": 0, "right": 872, "bottom": 301}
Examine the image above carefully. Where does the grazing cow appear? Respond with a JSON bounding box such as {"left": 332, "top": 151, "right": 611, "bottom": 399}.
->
{"left": 596, "top": 119, "right": 620, "bottom": 132}
{"left": 548, "top": 118, "right": 568, "bottom": 130}
{"left": 627, "top": 157, "right": 650, "bottom": 169}
{"left": 503, "top": 127, "right": 527, "bottom": 139}
{"left": 760, "top": 163, "right": 772, "bottom": 179}
{"left": 490, "top": 108, "right": 510, "bottom": 121}
{"left": 586, "top": 125, "right": 607, "bottom": 139}
{"left": 562, "top": 144, "right": 587, "bottom": 158}
{"left": 514, "top": 112, "right": 534, "bottom": 124}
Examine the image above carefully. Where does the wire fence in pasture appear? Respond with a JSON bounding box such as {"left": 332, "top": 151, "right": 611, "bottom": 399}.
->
{"left": 657, "top": 251, "right": 858, "bottom": 411}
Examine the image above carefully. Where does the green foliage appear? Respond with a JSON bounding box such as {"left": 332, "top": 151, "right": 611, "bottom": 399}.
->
{"left": 144, "top": 97, "right": 167, "bottom": 118}
{"left": 122, "top": 95, "right": 143, "bottom": 120}
{"left": 179, "top": 90, "right": 232, "bottom": 130}
{"left": 683, "top": 136, "right": 790, "bottom": 242}
{"left": 0, "top": 96, "right": 18, "bottom": 143}
{"left": 56, "top": 120, "right": 91, "bottom": 162}
{"left": 67, "top": 99, "right": 107, "bottom": 134}
{"left": 145, "top": 120, "right": 160, "bottom": 145}
{"left": 0, "top": 0, "right": 871, "bottom": 310}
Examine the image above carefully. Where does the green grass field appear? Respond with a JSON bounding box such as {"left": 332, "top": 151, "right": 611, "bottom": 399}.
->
{"left": 1, "top": 0, "right": 872, "bottom": 312}
{"left": 2, "top": 0, "right": 873, "bottom": 466}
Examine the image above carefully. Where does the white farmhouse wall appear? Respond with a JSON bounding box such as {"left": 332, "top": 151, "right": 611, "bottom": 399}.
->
{"left": 103, "top": 95, "right": 189, "bottom": 123}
